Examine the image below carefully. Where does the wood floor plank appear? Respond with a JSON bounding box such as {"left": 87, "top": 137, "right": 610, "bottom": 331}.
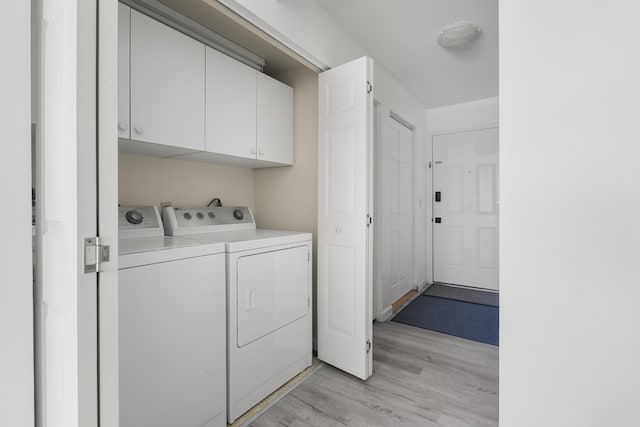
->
{"left": 249, "top": 321, "right": 498, "bottom": 427}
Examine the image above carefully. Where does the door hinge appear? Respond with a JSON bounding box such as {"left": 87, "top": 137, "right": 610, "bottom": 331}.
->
{"left": 367, "top": 81, "right": 373, "bottom": 94}
{"left": 308, "top": 252, "right": 311, "bottom": 262}
{"left": 84, "top": 236, "right": 110, "bottom": 273}
{"left": 366, "top": 214, "right": 373, "bottom": 227}
{"left": 308, "top": 297, "right": 310, "bottom": 307}
{"left": 366, "top": 340, "right": 372, "bottom": 353}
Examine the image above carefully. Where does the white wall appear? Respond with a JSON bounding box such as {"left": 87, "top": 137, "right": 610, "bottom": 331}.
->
{"left": 0, "top": 2, "right": 34, "bottom": 426}
{"left": 426, "top": 97, "right": 499, "bottom": 283}
{"left": 427, "top": 97, "right": 498, "bottom": 135}
{"left": 500, "top": 2, "right": 640, "bottom": 425}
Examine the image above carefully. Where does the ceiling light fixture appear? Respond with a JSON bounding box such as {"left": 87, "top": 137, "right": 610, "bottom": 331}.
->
{"left": 437, "top": 22, "right": 481, "bottom": 49}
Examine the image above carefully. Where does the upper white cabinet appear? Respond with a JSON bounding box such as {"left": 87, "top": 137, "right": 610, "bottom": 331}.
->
{"left": 205, "top": 47, "right": 257, "bottom": 159}
{"left": 129, "top": 9, "right": 205, "bottom": 151}
{"left": 257, "top": 73, "right": 293, "bottom": 165}
{"left": 118, "top": 5, "right": 293, "bottom": 167}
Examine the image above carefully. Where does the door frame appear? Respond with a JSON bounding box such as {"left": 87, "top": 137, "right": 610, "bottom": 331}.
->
{"left": 429, "top": 124, "right": 499, "bottom": 285}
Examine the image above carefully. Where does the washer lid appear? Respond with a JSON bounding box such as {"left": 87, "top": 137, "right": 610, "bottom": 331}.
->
{"left": 118, "top": 236, "right": 199, "bottom": 256}
{"left": 118, "top": 236, "right": 226, "bottom": 269}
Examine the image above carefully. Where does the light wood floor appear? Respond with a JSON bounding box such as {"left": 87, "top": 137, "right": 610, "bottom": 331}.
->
{"left": 250, "top": 321, "right": 498, "bottom": 426}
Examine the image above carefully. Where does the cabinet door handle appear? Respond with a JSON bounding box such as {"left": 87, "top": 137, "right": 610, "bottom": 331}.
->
{"left": 258, "top": 149, "right": 264, "bottom": 156}
{"left": 134, "top": 125, "right": 144, "bottom": 135}
{"left": 250, "top": 148, "right": 257, "bottom": 155}
{"left": 118, "top": 121, "right": 128, "bottom": 131}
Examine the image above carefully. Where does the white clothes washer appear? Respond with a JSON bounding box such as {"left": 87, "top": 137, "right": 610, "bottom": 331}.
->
{"left": 118, "top": 206, "right": 226, "bottom": 427}
{"left": 164, "top": 206, "right": 313, "bottom": 423}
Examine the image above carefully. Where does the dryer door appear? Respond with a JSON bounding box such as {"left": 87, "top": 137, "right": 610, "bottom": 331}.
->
{"left": 236, "top": 245, "right": 310, "bottom": 347}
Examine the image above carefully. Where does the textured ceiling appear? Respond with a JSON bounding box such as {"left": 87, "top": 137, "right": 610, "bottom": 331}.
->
{"left": 315, "top": 0, "right": 498, "bottom": 109}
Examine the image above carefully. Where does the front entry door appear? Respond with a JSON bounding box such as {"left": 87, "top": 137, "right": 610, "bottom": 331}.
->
{"left": 432, "top": 127, "right": 499, "bottom": 290}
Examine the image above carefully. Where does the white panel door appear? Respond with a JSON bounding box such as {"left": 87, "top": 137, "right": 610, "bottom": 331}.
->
{"left": 433, "top": 127, "right": 499, "bottom": 290}
{"left": 37, "top": 0, "right": 99, "bottom": 425}
{"left": 318, "top": 56, "right": 373, "bottom": 380}
{"left": 381, "top": 116, "right": 414, "bottom": 304}
{"left": 206, "top": 47, "right": 257, "bottom": 159}
{"left": 130, "top": 9, "right": 205, "bottom": 150}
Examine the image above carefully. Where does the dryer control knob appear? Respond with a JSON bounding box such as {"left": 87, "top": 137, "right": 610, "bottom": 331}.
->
{"left": 125, "top": 210, "right": 143, "bottom": 225}
{"left": 233, "top": 209, "right": 244, "bottom": 220}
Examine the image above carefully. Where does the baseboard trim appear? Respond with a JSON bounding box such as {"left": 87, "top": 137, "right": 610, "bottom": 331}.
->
{"left": 376, "top": 306, "right": 393, "bottom": 322}
{"left": 417, "top": 280, "right": 431, "bottom": 294}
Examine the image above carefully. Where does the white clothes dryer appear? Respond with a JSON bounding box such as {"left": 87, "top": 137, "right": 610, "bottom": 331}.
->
{"left": 164, "top": 206, "right": 313, "bottom": 423}
{"left": 118, "top": 206, "right": 226, "bottom": 427}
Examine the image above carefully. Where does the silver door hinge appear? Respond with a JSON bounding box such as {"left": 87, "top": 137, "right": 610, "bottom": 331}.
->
{"left": 84, "top": 236, "right": 110, "bottom": 273}
{"left": 366, "top": 340, "right": 372, "bottom": 353}
{"left": 367, "top": 81, "right": 373, "bottom": 94}
{"left": 366, "top": 214, "right": 373, "bottom": 227}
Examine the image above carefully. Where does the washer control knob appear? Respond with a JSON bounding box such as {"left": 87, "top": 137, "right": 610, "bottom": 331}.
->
{"left": 208, "top": 212, "right": 216, "bottom": 219}
{"left": 233, "top": 209, "right": 244, "bottom": 220}
{"left": 125, "top": 210, "right": 143, "bottom": 225}
{"left": 183, "top": 212, "right": 192, "bottom": 220}
{"left": 196, "top": 212, "right": 204, "bottom": 219}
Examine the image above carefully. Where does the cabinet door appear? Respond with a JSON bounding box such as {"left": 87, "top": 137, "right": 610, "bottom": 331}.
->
{"left": 118, "top": 3, "right": 130, "bottom": 139}
{"left": 206, "top": 47, "right": 256, "bottom": 159}
{"left": 257, "top": 73, "right": 293, "bottom": 165}
{"left": 130, "top": 10, "right": 205, "bottom": 151}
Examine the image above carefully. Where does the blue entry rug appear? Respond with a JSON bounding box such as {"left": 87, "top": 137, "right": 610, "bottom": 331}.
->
{"left": 392, "top": 296, "right": 499, "bottom": 346}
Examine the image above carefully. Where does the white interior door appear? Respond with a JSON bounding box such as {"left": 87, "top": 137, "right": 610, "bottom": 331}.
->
{"left": 36, "top": 0, "right": 99, "bottom": 425}
{"left": 381, "top": 115, "right": 414, "bottom": 304}
{"left": 317, "top": 56, "right": 373, "bottom": 380}
{"left": 432, "top": 127, "right": 499, "bottom": 290}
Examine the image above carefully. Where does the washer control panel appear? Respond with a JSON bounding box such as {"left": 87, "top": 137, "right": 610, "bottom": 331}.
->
{"left": 163, "top": 206, "right": 255, "bottom": 236}
{"left": 118, "top": 206, "right": 164, "bottom": 238}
